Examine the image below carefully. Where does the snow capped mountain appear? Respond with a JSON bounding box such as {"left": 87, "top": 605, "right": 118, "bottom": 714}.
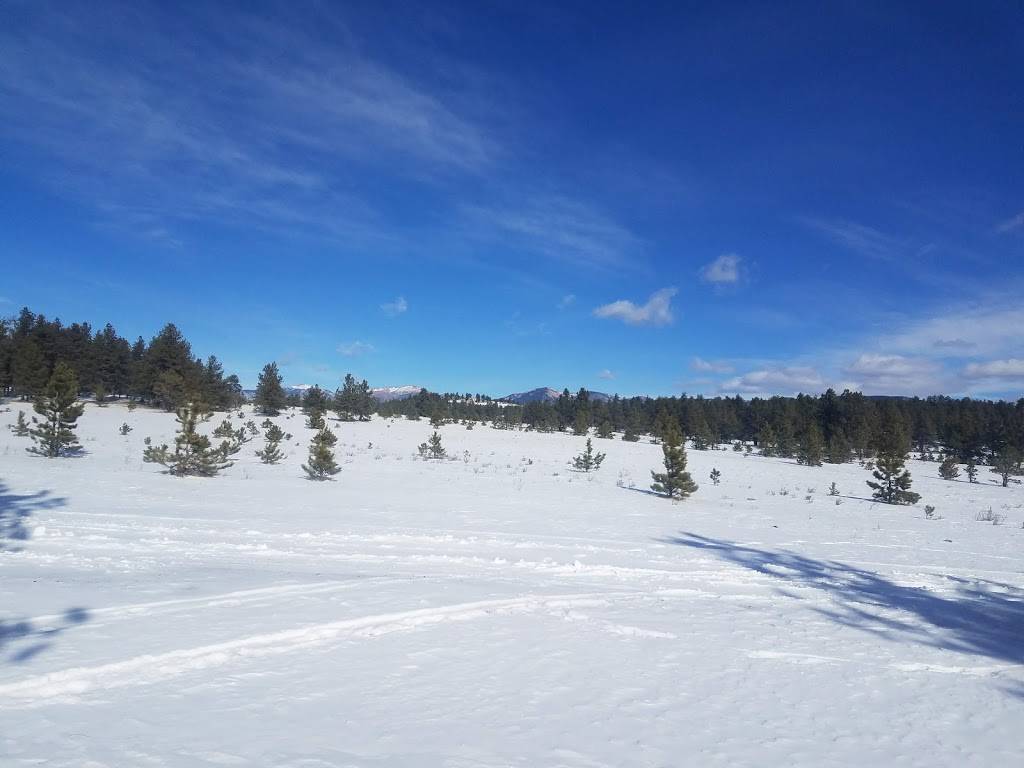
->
{"left": 501, "top": 387, "right": 611, "bottom": 404}
{"left": 370, "top": 385, "right": 422, "bottom": 402}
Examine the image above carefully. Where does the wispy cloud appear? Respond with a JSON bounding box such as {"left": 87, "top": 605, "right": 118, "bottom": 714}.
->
{"left": 336, "top": 340, "right": 374, "bottom": 357}
{"left": 801, "top": 217, "right": 908, "bottom": 262}
{"left": 597, "top": 369, "right": 615, "bottom": 380}
{"left": 691, "top": 357, "right": 734, "bottom": 374}
{"left": 593, "top": 288, "right": 676, "bottom": 327}
{"left": 0, "top": 4, "right": 497, "bottom": 246}
{"left": 558, "top": 294, "right": 576, "bottom": 309}
{"left": 462, "top": 196, "right": 642, "bottom": 271}
{"left": 700, "top": 254, "right": 742, "bottom": 285}
{"left": 841, "top": 354, "right": 944, "bottom": 394}
{"left": 995, "top": 210, "right": 1024, "bottom": 234}
{"left": 380, "top": 297, "right": 408, "bottom": 317}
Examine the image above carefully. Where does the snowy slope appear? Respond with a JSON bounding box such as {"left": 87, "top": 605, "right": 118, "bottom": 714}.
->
{"left": 1, "top": 403, "right": 1023, "bottom": 767}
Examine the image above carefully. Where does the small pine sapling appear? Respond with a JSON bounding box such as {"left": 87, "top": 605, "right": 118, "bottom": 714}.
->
{"left": 650, "top": 424, "right": 698, "bottom": 500}
{"left": 27, "top": 362, "right": 84, "bottom": 458}
{"left": 991, "top": 448, "right": 1021, "bottom": 488}
{"left": 212, "top": 419, "right": 236, "bottom": 439}
{"left": 119, "top": 422, "right": 133, "bottom": 436}
{"left": 418, "top": 430, "right": 446, "bottom": 460}
{"left": 12, "top": 410, "right": 29, "bottom": 436}
{"left": 710, "top": 468, "right": 721, "bottom": 485}
{"left": 302, "top": 429, "right": 340, "bottom": 480}
{"left": 828, "top": 481, "right": 840, "bottom": 496}
{"left": 966, "top": 459, "right": 978, "bottom": 484}
{"left": 572, "top": 438, "right": 606, "bottom": 472}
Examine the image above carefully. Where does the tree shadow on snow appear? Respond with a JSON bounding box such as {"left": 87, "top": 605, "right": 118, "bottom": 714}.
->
{"left": 0, "top": 478, "right": 67, "bottom": 551}
{"left": 660, "top": 532, "right": 1024, "bottom": 668}
{"left": 0, "top": 607, "right": 91, "bottom": 664}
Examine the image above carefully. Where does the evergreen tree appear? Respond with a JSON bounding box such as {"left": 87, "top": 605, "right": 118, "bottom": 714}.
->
{"left": 596, "top": 420, "right": 614, "bottom": 439}
{"left": 143, "top": 403, "right": 231, "bottom": 477}
{"left": 11, "top": 339, "right": 49, "bottom": 399}
{"left": 650, "top": 424, "right": 698, "bottom": 500}
{"left": 27, "top": 362, "right": 84, "bottom": 457}
{"left": 757, "top": 423, "right": 777, "bottom": 457}
{"left": 966, "top": 458, "right": 978, "bottom": 483}
{"left": 865, "top": 427, "right": 920, "bottom": 505}
{"left": 710, "top": 468, "right": 721, "bottom": 485}
{"left": 302, "top": 429, "right": 340, "bottom": 480}
{"left": 572, "top": 409, "right": 589, "bottom": 437}
{"left": 825, "top": 433, "right": 851, "bottom": 464}
{"left": 622, "top": 423, "right": 640, "bottom": 442}
{"left": 991, "top": 448, "right": 1021, "bottom": 488}
{"left": 256, "top": 424, "right": 287, "bottom": 465}
{"left": 938, "top": 454, "right": 960, "bottom": 481}
{"left": 302, "top": 385, "right": 330, "bottom": 416}
{"left": 572, "top": 438, "right": 606, "bottom": 472}
{"left": 796, "top": 422, "right": 824, "bottom": 466}
{"left": 93, "top": 382, "right": 107, "bottom": 406}
{"left": 334, "top": 373, "right": 375, "bottom": 421}
{"left": 306, "top": 410, "right": 326, "bottom": 430}
{"left": 254, "top": 362, "right": 286, "bottom": 415}
{"left": 418, "top": 430, "right": 446, "bottom": 459}
{"left": 12, "top": 409, "right": 29, "bottom": 436}
{"left": 119, "top": 422, "right": 132, "bottom": 436}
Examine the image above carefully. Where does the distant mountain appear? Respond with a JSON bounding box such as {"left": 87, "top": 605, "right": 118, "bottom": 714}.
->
{"left": 370, "top": 385, "right": 422, "bottom": 402}
{"left": 501, "top": 387, "right": 611, "bottom": 404}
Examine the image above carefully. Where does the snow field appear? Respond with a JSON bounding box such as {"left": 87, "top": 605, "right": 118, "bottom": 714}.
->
{"left": 1, "top": 402, "right": 1023, "bottom": 767}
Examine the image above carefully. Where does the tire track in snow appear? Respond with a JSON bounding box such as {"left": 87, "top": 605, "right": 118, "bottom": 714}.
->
{"left": 0, "top": 593, "right": 606, "bottom": 707}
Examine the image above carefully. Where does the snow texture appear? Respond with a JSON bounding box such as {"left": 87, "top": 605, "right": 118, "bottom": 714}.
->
{"left": 1, "top": 403, "right": 1023, "bottom": 767}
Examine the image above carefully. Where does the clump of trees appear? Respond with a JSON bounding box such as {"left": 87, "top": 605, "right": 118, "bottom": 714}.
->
{"left": 335, "top": 374, "right": 374, "bottom": 422}
{"left": 257, "top": 422, "right": 288, "bottom": 465}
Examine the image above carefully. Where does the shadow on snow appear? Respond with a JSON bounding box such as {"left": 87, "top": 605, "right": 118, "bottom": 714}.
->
{"left": 660, "top": 532, "right": 1024, "bottom": 668}
{"left": 0, "top": 478, "right": 67, "bottom": 551}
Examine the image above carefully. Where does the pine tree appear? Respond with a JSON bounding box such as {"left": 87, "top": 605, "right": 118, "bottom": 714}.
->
{"left": 334, "top": 373, "right": 374, "bottom": 421}
{"left": 938, "top": 454, "right": 960, "bottom": 481}
{"left": 572, "top": 410, "right": 589, "bottom": 437}
{"left": 596, "top": 420, "right": 613, "bottom": 439}
{"left": 418, "top": 430, "right": 446, "bottom": 459}
{"left": 572, "top": 438, "right": 606, "bottom": 472}
{"left": 256, "top": 423, "right": 286, "bottom": 465}
{"left": 12, "top": 410, "right": 29, "bottom": 436}
{"left": 825, "top": 433, "right": 851, "bottom": 464}
{"left": 757, "top": 423, "right": 776, "bottom": 457}
{"left": 966, "top": 458, "right": 978, "bottom": 483}
{"left": 27, "top": 362, "right": 84, "bottom": 458}
{"left": 991, "top": 448, "right": 1021, "bottom": 488}
{"left": 93, "top": 382, "right": 107, "bottom": 406}
{"left": 302, "top": 429, "right": 340, "bottom": 480}
{"left": 651, "top": 424, "right": 698, "bottom": 500}
{"left": 254, "top": 362, "right": 286, "bottom": 416}
{"left": 302, "top": 385, "right": 330, "bottom": 416}
{"left": 212, "top": 419, "right": 236, "bottom": 438}
{"left": 306, "top": 410, "right": 326, "bottom": 430}
{"left": 797, "top": 423, "right": 824, "bottom": 466}
{"left": 865, "top": 427, "right": 920, "bottom": 505}
{"left": 143, "top": 402, "right": 232, "bottom": 477}
{"left": 118, "top": 422, "right": 132, "bottom": 436}
{"left": 710, "top": 468, "right": 721, "bottom": 485}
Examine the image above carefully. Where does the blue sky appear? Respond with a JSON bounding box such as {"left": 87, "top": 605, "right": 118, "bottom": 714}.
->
{"left": 1, "top": 1, "right": 1022, "bottom": 397}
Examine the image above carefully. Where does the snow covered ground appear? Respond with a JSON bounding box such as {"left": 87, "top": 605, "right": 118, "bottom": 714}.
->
{"left": 2, "top": 402, "right": 1023, "bottom": 767}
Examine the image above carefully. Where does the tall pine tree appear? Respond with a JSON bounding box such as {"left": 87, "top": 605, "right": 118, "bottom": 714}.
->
{"left": 651, "top": 423, "right": 698, "bottom": 499}
{"left": 254, "top": 362, "right": 286, "bottom": 416}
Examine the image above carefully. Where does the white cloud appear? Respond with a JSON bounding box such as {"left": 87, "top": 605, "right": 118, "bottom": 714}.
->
{"left": 558, "top": 294, "right": 576, "bottom": 309}
{"left": 801, "top": 217, "right": 908, "bottom": 262}
{"left": 380, "top": 296, "right": 408, "bottom": 317}
{"left": 842, "top": 354, "right": 943, "bottom": 395}
{"left": 721, "top": 366, "right": 824, "bottom": 395}
{"left": 700, "top": 254, "right": 742, "bottom": 284}
{"left": 336, "top": 341, "right": 374, "bottom": 357}
{"left": 691, "top": 357, "right": 734, "bottom": 374}
{"left": 597, "top": 369, "right": 615, "bottom": 380}
{"left": 995, "top": 210, "right": 1024, "bottom": 234}
{"left": 963, "top": 359, "right": 1024, "bottom": 380}
{"left": 593, "top": 287, "right": 677, "bottom": 327}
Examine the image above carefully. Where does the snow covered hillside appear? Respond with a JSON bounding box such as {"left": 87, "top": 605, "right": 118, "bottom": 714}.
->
{"left": 2, "top": 403, "right": 1023, "bottom": 767}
